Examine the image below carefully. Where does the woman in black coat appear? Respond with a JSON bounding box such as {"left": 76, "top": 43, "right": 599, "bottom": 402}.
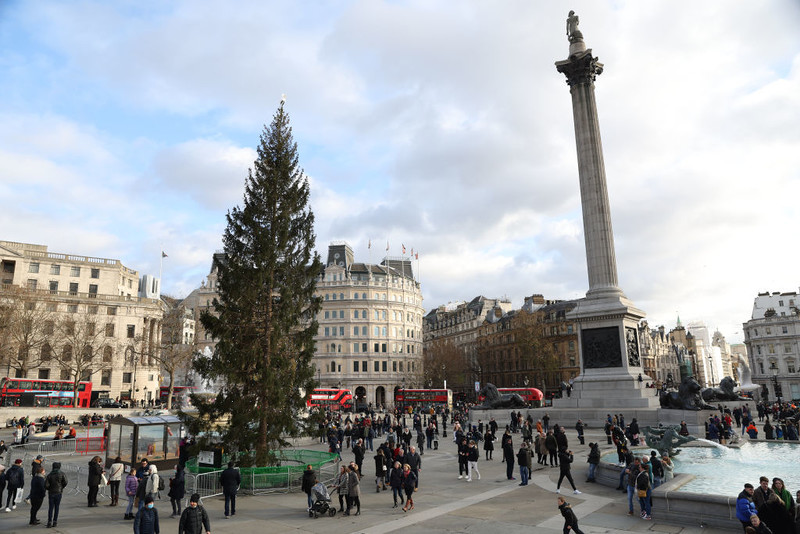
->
{"left": 167, "top": 465, "right": 185, "bottom": 518}
{"left": 87, "top": 456, "right": 104, "bottom": 507}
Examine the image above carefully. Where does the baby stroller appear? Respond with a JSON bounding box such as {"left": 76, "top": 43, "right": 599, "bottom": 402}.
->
{"left": 310, "top": 482, "right": 336, "bottom": 518}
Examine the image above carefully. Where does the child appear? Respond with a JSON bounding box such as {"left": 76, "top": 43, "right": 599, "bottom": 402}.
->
{"left": 557, "top": 496, "right": 585, "bottom": 534}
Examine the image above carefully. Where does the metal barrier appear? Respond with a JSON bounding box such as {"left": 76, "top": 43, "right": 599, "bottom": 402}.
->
{"left": 190, "top": 470, "right": 225, "bottom": 501}
{"left": 38, "top": 438, "right": 81, "bottom": 457}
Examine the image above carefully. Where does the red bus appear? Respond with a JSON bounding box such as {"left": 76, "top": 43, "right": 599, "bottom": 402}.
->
{"left": 0, "top": 377, "right": 92, "bottom": 408}
{"left": 307, "top": 388, "right": 354, "bottom": 411}
{"left": 394, "top": 388, "right": 453, "bottom": 413}
{"left": 478, "top": 387, "right": 543, "bottom": 407}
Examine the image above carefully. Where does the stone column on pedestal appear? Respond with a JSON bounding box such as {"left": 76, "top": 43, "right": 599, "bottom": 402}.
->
{"left": 553, "top": 12, "right": 658, "bottom": 408}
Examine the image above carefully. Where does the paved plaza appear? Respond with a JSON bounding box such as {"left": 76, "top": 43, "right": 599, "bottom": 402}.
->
{"left": 0, "top": 424, "right": 740, "bottom": 534}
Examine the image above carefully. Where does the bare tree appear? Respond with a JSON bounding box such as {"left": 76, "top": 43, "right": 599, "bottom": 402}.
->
{"left": 423, "top": 339, "right": 472, "bottom": 392}
{"left": 0, "top": 287, "right": 54, "bottom": 377}
{"left": 513, "top": 310, "right": 562, "bottom": 397}
{"left": 151, "top": 304, "right": 196, "bottom": 410}
{"left": 53, "top": 315, "right": 113, "bottom": 407}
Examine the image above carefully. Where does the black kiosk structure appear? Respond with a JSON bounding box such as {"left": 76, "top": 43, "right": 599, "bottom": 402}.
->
{"left": 105, "top": 414, "right": 183, "bottom": 469}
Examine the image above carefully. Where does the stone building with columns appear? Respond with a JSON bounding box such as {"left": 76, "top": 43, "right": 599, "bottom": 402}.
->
{"left": 0, "top": 240, "right": 162, "bottom": 405}
{"left": 743, "top": 290, "right": 800, "bottom": 402}
{"left": 314, "top": 242, "right": 424, "bottom": 410}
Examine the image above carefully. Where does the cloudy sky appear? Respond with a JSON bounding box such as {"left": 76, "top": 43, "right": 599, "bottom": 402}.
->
{"left": 2, "top": 1, "right": 799, "bottom": 343}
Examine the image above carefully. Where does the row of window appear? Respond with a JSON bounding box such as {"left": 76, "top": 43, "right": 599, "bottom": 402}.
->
{"left": 322, "top": 292, "right": 420, "bottom": 305}
{"left": 27, "top": 279, "right": 100, "bottom": 295}
{"left": 756, "top": 360, "right": 797, "bottom": 374}
{"left": 322, "top": 309, "right": 420, "bottom": 323}
{"left": 24, "top": 301, "right": 118, "bottom": 315}
{"left": 28, "top": 263, "right": 101, "bottom": 278}
{"left": 749, "top": 325, "right": 791, "bottom": 338}
{"left": 325, "top": 359, "right": 416, "bottom": 374}
{"left": 27, "top": 368, "right": 150, "bottom": 387}
{"left": 322, "top": 325, "right": 419, "bottom": 338}
{"left": 325, "top": 342, "right": 419, "bottom": 354}
{"left": 754, "top": 342, "right": 795, "bottom": 355}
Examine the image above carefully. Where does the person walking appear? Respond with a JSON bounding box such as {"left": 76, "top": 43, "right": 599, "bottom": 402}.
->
{"left": 44, "top": 461, "right": 67, "bottom": 528}
{"left": 28, "top": 465, "right": 46, "bottom": 525}
{"left": 374, "top": 449, "right": 388, "bottom": 492}
{"left": 178, "top": 493, "right": 211, "bottom": 534}
{"left": 134, "top": 495, "right": 160, "bottom": 534}
{"left": 406, "top": 446, "right": 422, "bottom": 490}
{"left": 168, "top": 464, "right": 186, "bottom": 518}
{"left": 301, "top": 464, "right": 316, "bottom": 513}
{"left": 4, "top": 458, "right": 24, "bottom": 512}
{"left": 219, "top": 461, "right": 240, "bottom": 519}
{"left": 124, "top": 468, "right": 139, "bottom": 520}
{"left": 557, "top": 496, "right": 586, "bottom": 534}
{"left": 344, "top": 464, "right": 361, "bottom": 516}
{"left": 556, "top": 448, "right": 581, "bottom": 495}
{"left": 401, "top": 464, "right": 416, "bottom": 512}
{"left": 108, "top": 456, "right": 125, "bottom": 507}
{"left": 87, "top": 455, "right": 104, "bottom": 507}
{"left": 389, "top": 461, "right": 404, "bottom": 508}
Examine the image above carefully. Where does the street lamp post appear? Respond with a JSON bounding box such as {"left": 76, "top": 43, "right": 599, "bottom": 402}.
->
{"left": 769, "top": 361, "right": 781, "bottom": 404}
{"left": 707, "top": 355, "right": 716, "bottom": 387}
{"left": 401, "top": 377, "right": 405, "bottom": 415}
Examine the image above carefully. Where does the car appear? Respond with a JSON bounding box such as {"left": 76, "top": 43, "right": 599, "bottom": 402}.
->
{"left": 94, "top": 398, "right": 125, "bottom": 408}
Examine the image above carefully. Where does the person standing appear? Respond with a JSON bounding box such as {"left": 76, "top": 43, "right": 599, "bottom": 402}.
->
{"left": 545, "top": 430, "right": 558, "bottom": 468}
{"left": 4, "top": 458, "right": 24, "bottom": 512}
{"left": 219, "top": 461, "right": 241, "bottom": 519}
{"left": 87, "top": 455, "right": 104, "bottom": 507}
{"left": 168, "top": 465, "right": 186, "bottom": 518}
{"left": 483, "top": 428, "right": 494, "bottom": 460}
{"left": 457, "top": 437, "right": 469, "bottom": 479}
{"left": 517, "top": 442, "right": 531, "bottom": 486}
{"left": 124, "top": 468, "right": 139, "bottom": 520}
{"left": 466, "top": 440, "right": 480, "bottom": 482}
{"left": 557, "top": 496, "right": 586, "bottom": 534}
{"left": 502, "top": 430, "right": 515, "bottom": 480}
{"left": 333, "top": 465, "right": 348, "bottom": 512}
{"left": 636, "top": 462, "right": 652, "bottom": 520}
{"left": 178, "top": 493, "right": 211, "bottom": 534}
{"left": 586, "top": 443, "right": 600, "bottom": 483}
{"left": 0, "top": 464, "right": 6, "bottom": 507}
{"left": 44, "top": 461, "right": 67, "bottom": 528}
{"left": 28, "top": 465, "right": 46, "bottom": 525}
{"left": 134, "top": 495, "right": 160, "bottom": 534}
{"left": 575, "top": 420, "right": 585, "bottom": 445}
{"left": 352, "top": 438, "right": 365, "bottom": 477}
{"left": 145, "top": 465, "right": 160, "bottom": 502}
{"left": 108, "top": 456, "right": 125, "bottom": 507}
{"left": 301, "top": 464, "right": 316, "bottom": 512}
{"left": 556, "top": 448, "right": 581, "bottom": 495}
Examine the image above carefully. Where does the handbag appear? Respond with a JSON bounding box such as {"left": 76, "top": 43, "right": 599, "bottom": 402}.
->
{"left": 15, "top": 488, "right": 24, "bottom": 504}
{"left": 637, "top": 489, "right": 647, "bottom": 498}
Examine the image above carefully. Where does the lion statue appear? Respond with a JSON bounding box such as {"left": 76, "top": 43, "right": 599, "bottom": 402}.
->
{"left": 473, "top": 383, "right": 527, "bottom": 410}
{"left": 660, "top": 376, "right": 714, "bottom": 410}
{"left": 701, "top": 376, "right": 748, "bottom": 402}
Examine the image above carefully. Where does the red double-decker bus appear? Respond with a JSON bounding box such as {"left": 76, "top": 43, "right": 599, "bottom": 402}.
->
{"left": 307, "top": 388, "right": 354, "bottom": 411}
{"left": 159, "top": 385, "right": 196, "bottom": 406}
{"left": 477, "top": 387, "right": 543, "bottom": 407}
{"left": 394, "top": 388, "right": 453, "bottom": 413}
{"left": 0, "top": 377, "right": 92, "bottom": 408}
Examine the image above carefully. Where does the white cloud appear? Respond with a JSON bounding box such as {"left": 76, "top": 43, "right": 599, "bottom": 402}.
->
{"left": 2, "top": 0, "right": 800, "bottom": 344}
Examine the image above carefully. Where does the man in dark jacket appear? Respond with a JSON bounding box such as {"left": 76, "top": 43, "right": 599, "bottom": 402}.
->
{"left": 178, "top": 493, "right": 210, "bottom": 534}
{"left": 219, "top": 461, "right": 241, "bottom": 519}
{"left": 4, "top": 458, "right": 24, "bottom": 511}
{"left": 352, "top": 439, "right": 365, "bottom": 476}
{"left": 301, "top": 464, "right": 316, "bottom": 512}
{"left": 44, "top": 461, "right": 67, "bottom": 528}
{"left": 134, "top": 495, "right": 159, "bottom": 534}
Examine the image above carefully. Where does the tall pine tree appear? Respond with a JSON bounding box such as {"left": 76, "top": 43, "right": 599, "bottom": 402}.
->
{"left": 192, "top": 101, "right": 322, "bottom": 466}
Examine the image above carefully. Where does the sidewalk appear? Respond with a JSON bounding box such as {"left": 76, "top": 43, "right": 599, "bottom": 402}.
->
{"left": 0, "top": 427, "right": 739, "bottom": 533}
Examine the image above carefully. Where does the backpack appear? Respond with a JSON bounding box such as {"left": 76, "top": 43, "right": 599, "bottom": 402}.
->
{"left": 158, "top": 476, "right": 165, "bottom": 491}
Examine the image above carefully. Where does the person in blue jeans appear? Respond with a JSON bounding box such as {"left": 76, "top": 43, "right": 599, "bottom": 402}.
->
{"left": 44, "top": 461, "right": 67, "bottom": 529}
{"left": 625, "top": 457, "right": 641, "bottom": 515}
{"left": 636, "top": 463, "right": 652, "bottom": 520}
{"left": 516, "top": 443, "right": 531, "bottom": 486}
{"left": 586, "top": 443, "right": 600, "bottom": 482}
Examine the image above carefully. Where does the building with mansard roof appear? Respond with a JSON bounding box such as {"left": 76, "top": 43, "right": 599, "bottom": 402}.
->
{"left": 314, "top": 242, "right": 424, "bottom": 410}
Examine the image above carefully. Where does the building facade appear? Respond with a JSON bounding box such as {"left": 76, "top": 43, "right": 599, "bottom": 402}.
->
{"left": 0, "top": 240, "right": 162, "bottom": 404}
{"left": 313, "top": 242, "right": 424, "bottom": 410}
{"left": 743, "top": 291, "right": 800, "bottom": 402}
{"left": 475, "top": 297, "right": 580, "bottom": 399}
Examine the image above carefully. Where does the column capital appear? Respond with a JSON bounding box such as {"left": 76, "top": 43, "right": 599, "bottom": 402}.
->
{"left": 555, "top": 50, "right": 603, "bottom": 87}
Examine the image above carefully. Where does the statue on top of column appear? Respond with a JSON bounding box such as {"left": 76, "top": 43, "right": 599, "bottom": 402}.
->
{"left": 566, "top": 10, "right": 583, "bottom": 43}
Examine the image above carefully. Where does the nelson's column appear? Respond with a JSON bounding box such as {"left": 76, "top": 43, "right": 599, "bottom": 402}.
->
{"left": 554, "top": 12, "right": 658, "bottom": 408}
